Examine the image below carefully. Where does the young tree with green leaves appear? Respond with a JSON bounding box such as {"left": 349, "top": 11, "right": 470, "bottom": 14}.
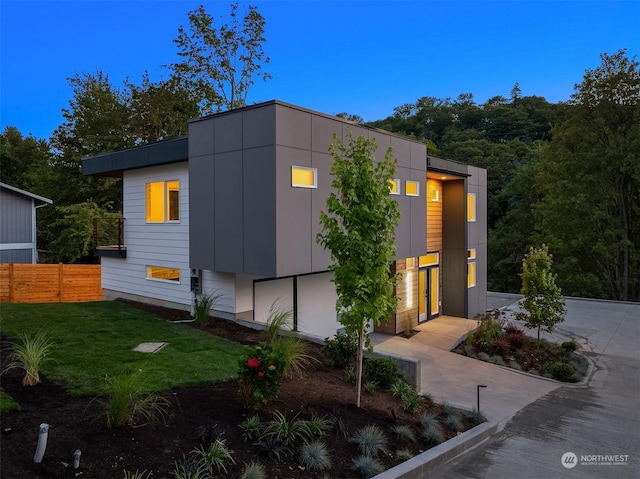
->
{"left": 514, "top": 245, "right": 566, "bottom": 341}
{"left": 317, "top": 133, "right": 400, "bottom": 408}
{"left": 169, "top": 3, "right": 271, "bottom": 113}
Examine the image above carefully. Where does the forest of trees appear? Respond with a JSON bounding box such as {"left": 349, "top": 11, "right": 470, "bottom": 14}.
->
{"left": 1, "top": 3, "right": 637, "bottom": 302}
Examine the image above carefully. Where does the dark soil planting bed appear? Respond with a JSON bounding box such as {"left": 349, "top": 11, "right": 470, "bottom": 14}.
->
{"left": 1, "top": 300, "right": 483, "bottom": 479}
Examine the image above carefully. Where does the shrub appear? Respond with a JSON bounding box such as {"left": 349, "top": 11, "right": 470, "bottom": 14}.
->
{"left": 352, "top": 455, "right": 384, "bottom": 478}
{"left": 322, "top": 331, "right": 357, "bottom": 368}
{"left": 561, "top": 341, "right": 578, "bottom": 352}
{"left": 239, "top": 414, "right": 262, "bottom": 441}
{"left": 401, "top": 389, "right": 424, "bottom": 413}
{"left": 238, "top": 343, "right": 286, "bottom": 408}
{"left": 171, "top": 454, "right": 211, "bottom": 479}
{"left": 363, "top": 381, "right": 378, "bottom": 394}
{"left": 504, "top": 330, "right": 527, "bottom": 350}
{"left": 262, "top": 410, "right": 312, "bottom": 446}
{"left": 239, "top": 461, "right": 266, "bottom": 479}
{"left": 104, "top": 370, "right": 170, "bottom": 428}
{"left": 328, "top": 410, "right": 349, "bottom": 438}
{"left": 551, "top": 362, "right": 576, "bottom": 382}
{"left": 364, "top": 356, "right": 399, "bottom": 389}
{"left": 299, "top": 441, "right": 332, "bottom": 471}
{"left": 467, "top": 314, "right": 504, "bottom": 353}
{"left": 396, "top": 448, "right": 413, "bottom": 460}
{"left": 344, "top": 367, "right": 357, "bottom": 384}
{"left": 260, "top": 304, "right": 318, "bottom": 379}
{"left": 192, "top": 439, "right": 235, "bottom": 475}
{"left": 492, "top": 337, "right": 511, "bottom": 357}
{"left": 391, "top": 424, "right": 416, "bottom": 443}
{"left": 390, "top": 378, "right": 413, "bottom": 398}
{"left": 419, "top": 412, "right": 439, "bottom": 430}
{"left": 251, "top": 435, "right": 292, "bottom": 462}
{"left": 350, "top": 424, "right": 388, "bottom": 457}
{"left": 421, "top": 422, "right": 445, "bottom": 444}
{"left": 306, "top": 414, "right": 332, "bottom": 438}
{"left": 463, "top": 408, "right": 487, "bottom": 424}
{"left": 444, "top": 412, "right": 464, "bottom": 432}
{"left": 124, "top": 470, "right": 152, "bottom": 479}
{"left": 4, "top": 332, "right": 53, "bottom": 386}
{"left": 193, "top": 290, "right": 223, "bottom": 325}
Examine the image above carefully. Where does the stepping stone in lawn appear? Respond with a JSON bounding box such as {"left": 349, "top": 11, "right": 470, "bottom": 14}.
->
{"left": 132, "top": 342, "right": 168, "bottom": 353}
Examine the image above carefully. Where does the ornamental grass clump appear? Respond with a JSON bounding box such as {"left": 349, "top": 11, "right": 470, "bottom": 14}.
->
{"left": 193, "top": 290, "right": 224, "bottom": 326}
{"left": 192, "top": 438, "right": 235, "bottom": 475}
{"left": 4, "top": 332, "right": 53, "bottom": 386}
{"left": 352, "top": 455, "right": 384, "bottom": 478}
{"left": 104, "top": 369, "right": 170, "bottom": 428}
{"left": 350, "top": 424, "right": 388, "bottom": 457}
{"left": 299, "top": 440, "right": 332, "bottom": 471}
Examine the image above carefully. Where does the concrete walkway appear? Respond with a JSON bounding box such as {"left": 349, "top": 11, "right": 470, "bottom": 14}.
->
{"left": 371, "top": 299, "right": 562, "bottom": 429}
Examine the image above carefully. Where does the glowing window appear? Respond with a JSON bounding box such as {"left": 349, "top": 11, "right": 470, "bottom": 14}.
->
{"left": 147, "top": 266, "right": 180, "bottom": 283}
{"left": 146, "top": 181, "right": 180, "bottom": 223}
{"left": 468, "top": 262, "right": 476, "bottom": 288}
{"left": 405, "top": 257, "right": 415, "bottom": 268}
{"left": 468, "top": 248, "right": 476, "bottom": 260}
{"left": 291, "top": 166, "right": 317, "bottom": 188}
{"left": 389, "top": 179, "right": 400, "bottom": 195}
{"left": 419, "top": 252, "right": 439, "bottom": 267}
{"left": 467, "top": 193, "right": 476, "bottom": 222}
{"left": 405, "top": 180, "right": 420, "bottom": 197}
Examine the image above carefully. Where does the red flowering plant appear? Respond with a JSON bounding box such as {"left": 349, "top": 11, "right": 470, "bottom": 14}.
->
{"left": 238, "top": 343, "right": 286, "bottom": 409}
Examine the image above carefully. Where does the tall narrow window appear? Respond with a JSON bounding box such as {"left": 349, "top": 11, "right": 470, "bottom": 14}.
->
{"left": 467, "top": 262, "right": 476, "bottom": 288}
{"left": 146, "top": 180, "right": 180, "bottom": 223}
{"left": 467, "top": 193, "right": 476, "bottom": 222}
{"left": 291, "top": 166, "right": 317, "bottom": 188}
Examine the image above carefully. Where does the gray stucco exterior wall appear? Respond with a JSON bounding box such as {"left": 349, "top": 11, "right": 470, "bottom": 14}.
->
{"left": 189, "top": 101, "right": 427, "bottom": 278}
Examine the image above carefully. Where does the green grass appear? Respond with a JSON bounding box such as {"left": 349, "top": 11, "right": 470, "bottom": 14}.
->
{"left": 0, "top": 388, "right": 20, "bottom": 412}
{"left": 0, "top": 301, "right": 244, "bottom": 396}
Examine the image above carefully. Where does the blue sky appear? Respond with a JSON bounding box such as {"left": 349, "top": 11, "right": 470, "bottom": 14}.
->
{"left": 1, "top": 0, "right": 639, "bottom": 140}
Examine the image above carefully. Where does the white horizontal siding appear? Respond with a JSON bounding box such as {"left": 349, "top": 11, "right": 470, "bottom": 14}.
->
{"left": 101, "top": 162, "right": 192, "bottom": 307}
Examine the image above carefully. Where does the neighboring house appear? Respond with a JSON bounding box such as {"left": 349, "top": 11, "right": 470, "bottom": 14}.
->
{"left": 83, "top": 100, "right": 487, "bottom": 340}
{"left": 0, "top": 182, "right": 52, "bottom": 264}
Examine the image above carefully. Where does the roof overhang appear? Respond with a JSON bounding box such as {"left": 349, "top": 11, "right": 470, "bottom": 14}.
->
{"left": 0, "top": 182, "right": 53, "bottom": 206}
{"left": 82, "top": 136, "right": 188, "bottom": 178}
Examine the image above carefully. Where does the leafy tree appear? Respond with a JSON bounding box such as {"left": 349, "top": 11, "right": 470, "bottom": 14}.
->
{"left": 539, "top": 49, "right": 640, "bottom": 301}
{"left": 335, "top": 112, "right": 364, "bottom": 124}
{"left": 514, "top": 245, "right": 566, "bottom": 341}
{"left": 126, "top": 72, "right": 200, "bottom": 143}
{"left": 0, "top": 127, "right": 51, "bottom": 192}
{"left": 49, "top": 202, "right": 121, "bottom": 263}
{"left": 169, "top": 3, "right": 271, "bottom": 113}
{"left": 317, "top": 133, "right": 400, "bottom": 408}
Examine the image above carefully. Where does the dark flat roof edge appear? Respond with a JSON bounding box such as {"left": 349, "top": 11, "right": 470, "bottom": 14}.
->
{"left": 82, "top": 136, "right": 188, "bottom": 177}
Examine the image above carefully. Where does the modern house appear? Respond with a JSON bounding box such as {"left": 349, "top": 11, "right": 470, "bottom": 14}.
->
{"left": 0, "top": 182, "right": 52, "bottom": 263}
{"left": 83, "top": 100, "right": 486, "bottom": 340}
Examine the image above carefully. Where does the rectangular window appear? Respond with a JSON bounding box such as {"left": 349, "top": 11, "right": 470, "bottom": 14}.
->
{"left": 405, "top": 180, "right": 420, "bottom": 197}
{"left": 419, "top": 252, "right": 439, "bottom": 267}
{"left": 147, "top": 266, "right": 180, "bottom": 283}
{"left": 291, "top": 166, "right": 317, "bottom": 188}
{"left": 467, "top": 193, "right": 476, "bottom": 222}
{"left": 467, "top": 262, "right": 476, "bottom": 288}
{"left": 405, "top": 257, "right": 415, "bottom": 268}
{"left": 146, "top": 180, "right": 180, "bottom": 223}
{"left": 389, "top": 179, "right": 400, "bottom": 195}
{"left": 468, "top": 248, "right": 476, "bottom": 260}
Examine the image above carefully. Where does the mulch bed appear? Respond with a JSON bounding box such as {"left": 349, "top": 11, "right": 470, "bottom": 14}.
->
{"left": 1, "top": 299, "right": 479, "bottom": 478}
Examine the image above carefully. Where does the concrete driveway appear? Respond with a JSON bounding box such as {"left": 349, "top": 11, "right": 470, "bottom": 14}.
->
{"left": 429, "top": 295, "right": 640, "bottom": 478}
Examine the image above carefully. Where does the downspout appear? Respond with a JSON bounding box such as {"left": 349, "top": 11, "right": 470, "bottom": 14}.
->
{"left": 34, "top": 202, "right": 50, "bottom": 264}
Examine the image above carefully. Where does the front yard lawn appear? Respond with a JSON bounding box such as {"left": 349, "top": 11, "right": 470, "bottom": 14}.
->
{"left": 0, "top": 301, "right": 244, "bottom": 396}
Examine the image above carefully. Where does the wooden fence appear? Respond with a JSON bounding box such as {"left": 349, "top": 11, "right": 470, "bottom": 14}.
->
{"left": 0, "top": 263, "right": 102, "bottom": 303}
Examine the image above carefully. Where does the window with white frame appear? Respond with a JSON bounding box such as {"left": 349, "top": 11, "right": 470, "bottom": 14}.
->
{"left": 147, "top": 266, "right": 180, "bottom": 283}
{"left": 291, "top": 166, "right": 317, "bottom": 188}
{"left": 146, "top": 180, "right": 180, "bottom": 222}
